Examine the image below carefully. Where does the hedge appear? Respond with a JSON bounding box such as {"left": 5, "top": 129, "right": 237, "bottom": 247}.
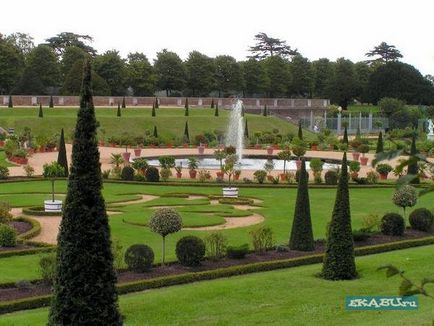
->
{"left": 22, "top": 207, "right": 60, "bottom": 217}
{"left": 0, "top": 246, "right": 55, "bottom": 259}
{"left": 1, "top": 236, "right": 433, "bottom": 315}
{"left": 15, "top": 216, "right": 41, "bottom": 240}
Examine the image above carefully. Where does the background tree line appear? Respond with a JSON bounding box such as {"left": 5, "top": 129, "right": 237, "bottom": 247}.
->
{"left": 1, "top": 32, "right": 433, "bottom": 109}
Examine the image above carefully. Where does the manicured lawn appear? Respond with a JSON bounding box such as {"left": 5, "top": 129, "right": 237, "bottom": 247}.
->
{"left": 0, "top": 150, "right": 13, "bottom": 167}
{"left": 1, "top": 245, "right": 433, "bottom": 325}
{"left": 0, "top": 180, "right": 433, "bottom": 284}
{"left": 0, "top": 107, "right": 313, "bottom": 142}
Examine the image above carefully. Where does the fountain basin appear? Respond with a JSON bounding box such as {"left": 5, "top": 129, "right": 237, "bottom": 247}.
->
{"left": 44, "top": 200, "right": 62, "bottom": 213}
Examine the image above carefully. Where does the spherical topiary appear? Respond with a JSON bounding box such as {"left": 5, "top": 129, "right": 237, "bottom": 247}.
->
{"left": 124, "top": 244, "right": 154, "bottom": 272}
{"left": 409, "top": 208, "right": 433, "bottom": 232}
{"left": 120, "top": 166, "right": 135, "bottom": 181}
{"left": 324, "top": 170, "right": 339, "bottom": 185}
{"left": 176, "top": 236, "right": 205, "bottom": 266}
{"left": 0, "top": 224, "right": 17, "bottom": 247}
{"left": 381, "top": 213, "right": 405, "bottom": 236}
{"left": 145, "top": 166, "right": 160, "bottom": 182}
{"left": 392, "top": 185, "right": 417, "bottom": 218}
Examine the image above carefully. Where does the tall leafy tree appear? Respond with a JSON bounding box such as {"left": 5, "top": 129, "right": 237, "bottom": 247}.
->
{"left": 249, "top": 32, "right": 299, "bottom": 59}
{"left": 311, "top": 58, "right": 333, "bottom": 98}
{"left": 57, "top": 128, "right": 68, "bottom": 177}
{"left": 0, "top": 39, "right": 24, "bottom": 94}
{"left": 214, "top": 55, "right": 243, "bottom": 97}
{"left": 126, "top": 52, "right": 155, "bottom": 96}
{"left": 288, "top": 55, "right": 313, "bottom": 97}
{"left": 366, "top": 41, "right": 403, "bottom": 64}
{"left": 262, "top": 56, "right": 290, "bottom": 97}
{"left": 154, "top": 49, "right": 186, "bottom": 96}
{"left": 321, "top": 152, "right": 357, "bottom": 280}
{"left": 4, "top": 32, "right": 34, "bottom": 56}
{"left": 94, "top": 50, "right": 127, "bottom": 95}
{"left": 61, "top": 46, "right": 88, "bottom": 77}
{"left": 185, "top": 51, "right": 215, "bottom": 96}
{"left": 354, "top": 61, "right": 372, "bottom": 103}
{"left": 327, "top": 58, "right": 358, "bottom": 109}
{"left": 48, "top": 60, "right": 122, "bottom": 325}
{"left": 45, "top": 32, "right": 96, "bottom": 55}
{"left": 241, "top": 58, "right": 269, "bottom": 97}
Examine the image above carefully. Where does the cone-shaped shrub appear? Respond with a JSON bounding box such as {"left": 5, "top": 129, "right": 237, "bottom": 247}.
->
{"left": 343, "top": 126, "right": 348, "bottom": 144}
{"left": 321, "top": 152, "right": 357, "bottom": 280}
{"left": 185, "top": 97, "right": 189, "bottom": 109}
{"left": 57, "top": 128, "right": 68, "bottom": 177}
{"left": 184, "top": 121, "right": 190, "bottom": 143}
{"left": 155, "top": 97, "right": 159, "bottom": 108}
{"left": 152, "top": 103, "right": 156, "bottom": 117}
{"left": 214, "top": 103, "right": 219, "bottom": 117}
{"left": 121, "top": 96, "right": 126, "bottom": 108}
{"left": 407, "top": 133, "right": 419, "bottom": 184}
{"left": 376, "top": 131, "right": 383, "bottom": 153}
{"left": 185, "top": 98, "right": 189, "bottom": 116}
{"left": 263, "top": 104, "right": 267, "bottom": 116}
{"left": 289, "top": 159, "right": 314, "bottom": 251}
{"left": 153, "top": 125, "right": 158, "bottom": 138}
{"left": 298, "top": 121, "right": 303, "bottom": 140}
{"left": 244, "top": 119, "right": 249, "bottom": 138}
{"left": 8, "top": 95, "right": 12, "bottom": 108}
{"left": 116, "top": 103, "right": 121, "bottom": 117}
{"left": 38, "top": 103, "right": 43, "bottom": 118}
{"left": 48, "top": 60, "right": 122, "bottom": 325}
{"left": 211, "top": 98, "right": 214, "bottom": 108}
{"left": 49, "top": 95, "right": 54, "bottom": 108}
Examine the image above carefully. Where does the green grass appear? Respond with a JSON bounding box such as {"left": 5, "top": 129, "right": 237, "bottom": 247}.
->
{"left": 0, "top": 107, "right": 313, "bottom": 142}
{"left": 0, "top": 150, "right": 13, "bottom": 167}
{"left": 2, "top": 245, "right": 433, "bottom": 325}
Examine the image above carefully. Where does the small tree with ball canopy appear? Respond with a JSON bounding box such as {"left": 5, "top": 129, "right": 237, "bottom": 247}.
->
{"left": 393, "top": 185, "right": 417, "bottom": 220}
{"left": 43, "top": 162, "right": 65, "bottom": 202}
{"left": 149, "top": 208, "right": 182, "bottom": 265}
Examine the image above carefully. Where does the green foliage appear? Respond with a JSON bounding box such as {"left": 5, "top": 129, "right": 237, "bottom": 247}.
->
{"left": 39, "top": 253, "right": 56, "bottom": 284}
{"left": 361, "top": 213, "right": 382, "bottom": 232}
{"left": 226, "top": 244, "right": 249, "bottom": 259}
{"left": 298, "top": 121, "right": 303, "bottom": 139}
{"left": 409, "top": 208, "right": 433, "bottom": 232}
{"left": 38, "top": 104, "right": 43, "bottom": 118}
{"left": 0, "top": 224, "right": 16, "bottom": 247}
{"left": 176, "top": 235, "right": 206, "bottom": 266}
{"left": 183, "top": 121, "right": 190, "bottom": 143}
{"left": 42, "top": 162, "right": 65, "bottom": 179}
{"left": 214, "top": 103, "right": 219, "bottom": 117}
{"left": 343, "top": 126, "right": 348, "bottom": 144}
{"left": 376, "top": 131, "right": 384, "bottom": 153}
{"left": 366, "top": 170, "right": 379, "bottom": 184}
{"left": 381, "top": 213, "right": 405, "bottom": 236}
{"left": 392, "top": 185, "right": 417, "bottom": 218}
{"left": 352, "top": 229, "right": 371, "bottom": 242}
{"left": 289, "top": 160, "right": 314, "bottom": 251}
{"left": 116, "top": 103, "right": 121, "bottom": 117}
{"left": 0, "top": 166, "right": 9, "bottom": 179}
{"left": 407, "top": 134, "right": 419, "bottom": 184}
{"left": 309, "top": 158, "right": 324, "bottom": 174}
{"left": 204, "top": 232, "right": 227, "bottom": 261}
{"left": 151, "top": 103, "right": 156, "bottom": 117}
{"left": 0, "top": 202, "right": 12, "bottom": 224}
{"left": 124, "top": 244, "right": 154, "bottom": 272}
{"left": 145, "top": 166, "right": 160, "bottom": 182}
{"left": 49, "top": 95, "right": 54, "bottom": 108}
{"left": 154, "top": 49, "right": 186, "bottom": 96}
{"left": 324, "top": 170, "right": 338, "bottom": 185}
{"left": 375, "top": 163, "right": 392, "bottom": 175}
{"left": 253, "top": 170, "right": 267, "bottom": 184}
{"left": 349, "top": 160, "right": 360, "bottom": 173}
{"left": 56, "top": 128, "right": 68, "bottom": 177}
{"left": 121, "top": 96, "right": 126, "bottom": 109}
{"left": 8, "top": 95, "right": 13, "bottom": 108}
{"left": 160, "top": 167, "right": 172, "bottom": 181}
{"left": 250, "top": 226, "right": 273, "bottom": 254}
{"left": 120, "top": 166, "right": 135, "bottom": 181}
{"left": 322, "top": 153, "right": 357, "bottom": 280}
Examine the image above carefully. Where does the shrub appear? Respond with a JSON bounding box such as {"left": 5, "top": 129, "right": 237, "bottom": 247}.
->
{"left": 102, "top": 170, "right": 111, "bottom": 179}
{"left": 145, "top": 166, "right": 160, "bottom": 182}
{"left": 0, "top": 166, "right": 9, "bottom": 179}
{"left": 349, "top": 161, "right": 360, "bottom": 173}
{"left": 0, "top": 224, "right": 16, "bottom": 247}
{"left": 409, "top": 208, "right": 433, "bottom": 232}
{"left": 120, "top": 166, "right": 135, "bottom": 181}
{"left": 376, "top": 163, "right": 393, "bottom": 175}
{"left": 0, "top": 202, "right": 12, "bottom": 224}
{"left": 361, "top": 213, "right": 382, "bottom": 232}
{"left": 324, "top": 170, "right": 338, "bottom": 185}
{"left": 227, "top": 244, "right": 249, "bottom": 259}
{"left": 366, "top": 171, "right": 379, "bottom": 184}
{"left": 176, "top": 236, "right": 206, "bottom": 266}
{"left": 39, "top": 253, "right": 56, "bottom": 284}
{"left": 204, "top": 232, "right": 227, "bottom": 260}
{"left": 253, "top": 170, "right": 267, "bottom": 184}
{"left": 309, "top": 158, "right": 323, "bottom": 174}
{"left": 381, "top": 213, "right": 405, "bottom": 236}
{"left": 250, "top": 226, "right": 273, "bottom": 254}
{"left": 378, "top": 97, "right": 405, "bottom": 116}
{"left": 160, "top": 167, "right": 172, "bottom": 181}
{"left": 23, "top": 164, "right": 35, "bottom": 177}
{"left": 352, "top": 230, "right": 371, "bottom": 242}
{"left": 392, "top": 185, "right": 417, "bottom": 218}
{"left": 124, "top": 244, "right": 154, "bottom": 272}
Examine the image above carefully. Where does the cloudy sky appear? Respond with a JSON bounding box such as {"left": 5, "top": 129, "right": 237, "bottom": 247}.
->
{"left": 2, "top": 0, "right": 433, "bottom": 75}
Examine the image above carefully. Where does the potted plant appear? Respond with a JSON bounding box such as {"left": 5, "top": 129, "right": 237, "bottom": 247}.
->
{"left": 198, "top": 143, "right": 205, "bottom": 155}
{"left": 291, "top": 138, "right": 307, "bottom": 170}
{"left": 309, "top": 158, "right": 324, "bottom": 181}
{"left": 0, "top": 133, "right": 6, "bottom": 147}
{"left": 134, "top": 144, "right": 142, "bottom": 157}
{"left": 174, "top": 164, "right": 183, "bottom": 178}
{"left": 12, "top": 149, "right": 29, "bottom": 164}
{"left": 98, "top": 128, "right": 106, "bottom": 146}
{"left": 222, "top": 155, "right": 239, "bottom": 197}
{"left": 358, "top": 144, "right": 370, "bottom": 166}
{"left": 266, "top": 146, "right": 274, "bottom": 155}
{"left": 214, "top": 149, "right": 226, "bottom": 179}
{"left": 42, "top": 162, "right": 66, "bottom": 212}
{"left": 349, "top": 160, "right": 361, "bottom": 179}
{"left": 310, "top": 140, "right": 319, "bottom": 151}
{"left": 277, "top": 149, "right": 291, "bottom": 180}
{"left": 36, "top": 135, "right": 48, "bottom": 152}
{"left": 264, "top": 158, "right": 275, "bottom": 181}
{"left": 132, "top": 157, "right": 149, "bottom": 175}
{"left": 350, "top": 139, "right": 362, "bottom": 161}
{"left": 234, "top": 169, "right": 241, "bottom": 181}
{"left": 107, "top": 136, "right": 117, "bottom": 147}
{"left": 188, "top": 157, "right": 199, "bottom": 178}
{"left": 376, "top": 163, "right": 393, "bottom": 180}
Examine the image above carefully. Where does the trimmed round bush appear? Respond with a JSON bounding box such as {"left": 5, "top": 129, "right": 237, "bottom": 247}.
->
{"left": 381, "top": 213, "right": 405, "bottom": 236}
{"left": 124, "top": 244, "right": 154, "bottom": 272}
{"left": 176, "top": 236, "right": 205, "bottom": 266}
{"left": 120, "top": 166, "right": 135, "bottom": 181}
{"left": 409, "top": 208, "right": 433, "bottom": 232}
{"left": 0, "top": 224, "right": 17, "bottom": 247}
{"left": 227, "top": 244, "right": 249, "bottom": 259}
{"left": 324, "top": 170, "right": 338, "bottom": 185}
{"left": 145, "top": 166, "right": 160, "bottom": 182}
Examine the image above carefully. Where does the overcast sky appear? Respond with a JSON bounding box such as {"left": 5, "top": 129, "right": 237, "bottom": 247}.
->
{"left": 2, "top": 0, "right": 433, "bottom": 75}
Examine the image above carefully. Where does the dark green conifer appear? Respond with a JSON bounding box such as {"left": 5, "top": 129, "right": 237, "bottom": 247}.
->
{"left": 184, "top": 121, "right": 190, "bottom": 143}
{"left": 321, "top": 152, "right": 357, "bottom": 280}
{"left": 263, "top": 104, "right": 267, "bottom": 116}
{"left": 57, "top": 128, "right": 68, "bottom": 177}
{"left": 298, "top": 121, "right": 303, "bottom": 140}
{"left": 121, "top": 96, "right": 126, "bottom": 108}
{"left": 116, "top": 103, "right": 121, "bottom": 117}
{"left": 289, "top": 159, "right": 314, "bottom": 251}
{"left": 241, "top": 105, "right": 245, "bottom": 117}
{"left": 376, "top": 131, "right": 383, "bottom": 153}
{"left": 8, "top": 95, "right": 12, "bottom": 108}
{"left": 356, "top": 126, "right": 361, "bottom": 139}
{"left": 407, "top": 133, "right": 419, "bottom": 184}
{"left": 49, "top": 95, "right": 54, "bottom": 108}
{"left": 38, "top": 103, "right": 43, "bottom": 118}
{"left": 155, "top": 97, "right": 159, "bottom": 108}
{"left": 214, "top": 103, "right": 219, "bottom": 117}
{"left": 244, "top": 119, "right": 249, "bottom": 138}
{"left": 211, "top": 98, "right": 214, "bottom": 108}
{"left": 48, "top": 60, "right": 122, "bottom": 325}
{"left": 185, "top": 98, "right": 189, "bottom": 116}
{"left": 343, "top": 126, "right": 348, "bottom": 144}
{"left": 151, "top": 102, "right": 156, "bottom": 117}
{"left": 153, "top": 125, "right": 158, "bottom": 138}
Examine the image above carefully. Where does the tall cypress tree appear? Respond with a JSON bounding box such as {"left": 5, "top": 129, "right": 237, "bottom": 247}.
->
{"left": 343, "top": 126, "right": 348, "bottom": 144}
{"left": 49, "top": 95, "right": 54, "bottom": 108}
{"left": 155, "top": 97, "right": 159, "bottom": 108}
{"left": 151, "top": 102, "right": 156, "bottom": 117}
{"left": 407, "top": 133, "right": 419, "bottom": 184}
{"left": 244, "top": 119, "right": 249, "bottom": 138}
{"left": 121, "top": 96, "right": 126, "bottom": 108}
{"left": 8, "top": 95, "right": 13, "bottom": 108}
{"left": 153, "top": 125, "right": 158, "bottom": 138}
{"left": 184, "top": 121, "right": 190, "bottom": 143}
{"left": 211, "top": 98, "right": 214, "bottom": 109}
{"left": 262, "top": 104, "right": 267, "bottom": 116}
{"left": 289, "top": 159, "right": 314, "bottom": 251}
{"left": 48, "top": 60, "right": 122, "bottom": 325}
{"left": 298, "top": 121, "right": 303, "bottom": 140}
{"left": 321, "top": 152, "right": 357, "bottom": 280}
{"left": 185, "top": 98, "right": 189, "bottom": 116}
{"left": 185, "top": 97, "right": 189, "bottom": 109}
{"left": 214, "top": 103, "right": 219, "bottom": 117}
{"left": 376, "top": 131, "right": 383, "bottom": 153}
{"left": 57, "top": 128, "right": 68, "bottom": 177}
{"left": 116, "top": 103, "right": 121, "bottom": 117}
{"left": 38, "top": 103, "right": 43, "bottom": 118}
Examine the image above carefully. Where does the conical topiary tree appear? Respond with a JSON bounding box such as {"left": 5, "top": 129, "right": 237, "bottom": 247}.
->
{"left": 343, "top": 126, "right": 348, "bottom": 144}
{"left": 407, "top": 133, "right": 419, "bottom": 184}
{"left": 289, "top": 159, "right": 314, "bottom": 251}
{"left": 38, "top": 103, "right": 43, "bottom": 118}
{"left": 49, "top": 95, "right": 54, "bottom": 108}
{"left": 214, "top": 103, "right": 219, "bottom": 117}
{"left": 376, "top": 131, "right": 383, "bottom": 153}
{"left": 152, "top": 102, "right": 156, "bottom": 117}
{"left": 184, "top": 121, "right": 190, "bottom": 143}
{"left": 48, "top": 60, "right": 122, "bottom": 325}
{"left": 155, "top": 97, "right": 159, "bottom": 108}
{"left": 57, "top": 128, "right": 68, "bottom": 177}
{"left": 321, "top": 152, "right": 357, "bottom": 280}
{"left": 263, "top": 104, "right": 267, "bottom": 116}
{"left": 244, "top": 119, "right": 249, "bottom": 138}
{"left": 116, "top": 103, "right": 121, "bottom": 117}
{"left": 211, "top": 98, "right": 214, "bottom": 108}
{"left": 121, "top": 96, "right": 126, "bottom": 108}
{"left": 298, "top": 121, "right": 303, "bottom": 140}
{"left": 185, "top": 98, "right": 189, "bottom": 116}
{"left": 8, "top": 95, "right": 13, "bottom": 108}
{"left": 153, "top": 125, "right": 158, "bottom": 138}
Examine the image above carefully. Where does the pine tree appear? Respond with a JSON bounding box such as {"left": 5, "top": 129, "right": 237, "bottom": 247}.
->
{"left": 407, "top": 133, "right": 419, "bottom": 184}
{"left": 321, "top": 152, "right": 357, "bottom": 280}
{"left": 262, "top": 104, "right": 267, "bottom": 116}
{"left": 57, "top": 128, "right": 68, "bottom": 177}
{"left": 48, "top": 60, "right": 122, "bottom": 325}
{"left": 153, "top": 125, "right": 158, "bottom": 138}
{"left": 152, "top": 102, "right": 156, "bottom": 117}
{"left": 184, "top": 98, "right": 189, "bottom": 116}
{"left": 214, "top": 103, "right": 219, "bottom": 117}
{"left": 376, "top": 131, "right": 383, "bottom": 153}
{"left": 184, "top": 121, "right": 190, "bottom": 143}
{"left": 155, "top": 97, "right": 159, "bottom": 108}
{"left": 244, "top": 119, "right": 249, "bottom": 138}
{"left": 343, "top": 126, "right": 348, "bottom": 144}
{"left": 289, "top": 159, "right": 314, "bottom": 251}
{"left": 121, "top": 96, "right": 126, "bottom": 108}
{"left": 49, "top": 95, "right": 54, "bottom": 108}
{"left": 298, "top": 121, "right": 303, "bottom": 140}
{"left": 8, "top": 95, "right": 13, "bottom": 108}
{"left": 38, "top": 103, "right": 43, "bottom": 118}
{"left": 211, "top": 98, "right": 214, "bottom": 108}
{"left": 116, "top": 103, "right": 121, "bottom": 117}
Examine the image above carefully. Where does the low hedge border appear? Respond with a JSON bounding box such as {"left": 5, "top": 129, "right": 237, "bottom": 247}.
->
{"left": 0, "top": 246, "right": 55, "bottom": 259}
{"left": 1, "top": 236, "right": 433, "bottom": 315}
{"left": 15, "top": 216, "right": 41, "bottom": 240}
{"left": 21, "top": 207, "right": 60, "bottom": 217}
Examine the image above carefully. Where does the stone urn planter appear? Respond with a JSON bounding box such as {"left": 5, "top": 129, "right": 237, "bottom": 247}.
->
{"left": 222, "top": 187, "right": 239, "bottom": 198}
{"left": 352, "top": 152, "right": 360, "bottom": 161}
{"left": 122, "top": 152, "right": 131, "bottom": 163}
{"left": 176, "top": 172, "right": 182, "bottom": 179}
{"left": 198, "top": 146, "right": 205, "bottom": 155}
{"left": 134, "top": 148, "right": 142, "bottom": 157}
{"left": 266, "top": 147, "right": 274, "bottom": 155}
{"left": 189, "top": 170, "right": 197, "bottom": 179}
{"left": 379, "top": 173, "right": 388, "bottom": 180}
{"left": 44, "top": 200, "right": 62, "bottom": 213}
{"left": 280, "top": 173, "right": 287, "bottom": 181}
{"left": 360, "top": 156, "right": 369, "bottom": 166}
